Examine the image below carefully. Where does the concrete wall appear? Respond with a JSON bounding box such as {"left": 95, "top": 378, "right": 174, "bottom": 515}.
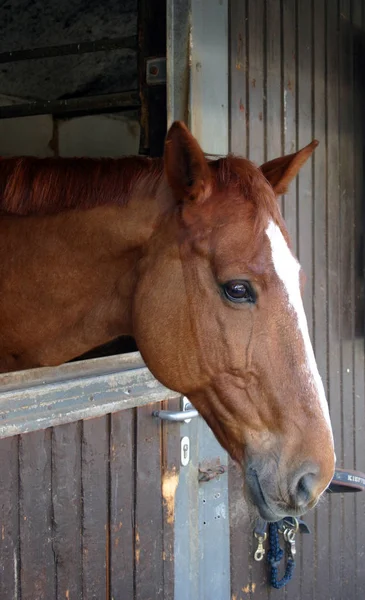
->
{"left": 0, "top": 96, "right": 140, "bottom": 157}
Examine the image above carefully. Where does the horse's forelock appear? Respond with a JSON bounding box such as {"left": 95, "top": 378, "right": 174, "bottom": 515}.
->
{"left": 209, "top": 155, "right": 282, "bottom": 238}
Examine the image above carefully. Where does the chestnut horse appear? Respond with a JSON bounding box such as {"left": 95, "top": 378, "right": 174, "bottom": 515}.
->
{"left": 0, "top": 122, "right": 335, "bottom": 521}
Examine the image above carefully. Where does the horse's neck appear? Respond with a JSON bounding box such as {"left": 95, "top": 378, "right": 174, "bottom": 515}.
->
{"left": 0, "top": 160, "right": 175, "bottom": 370}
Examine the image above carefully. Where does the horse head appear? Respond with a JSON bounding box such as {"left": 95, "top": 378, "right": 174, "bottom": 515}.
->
{"left": 133, "top": 122, "right": 335, "bottom": 521}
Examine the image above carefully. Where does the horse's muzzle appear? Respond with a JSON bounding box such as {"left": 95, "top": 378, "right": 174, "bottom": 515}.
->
{"left": 245, "top": 462, "right": 319, "bottom": 522}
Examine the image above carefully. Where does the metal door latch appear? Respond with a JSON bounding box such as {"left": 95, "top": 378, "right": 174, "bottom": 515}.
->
{"left": 152, "top": 397, "right": 199, "bottom": 423}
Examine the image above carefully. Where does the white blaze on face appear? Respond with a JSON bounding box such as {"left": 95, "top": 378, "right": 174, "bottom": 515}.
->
{"left": 265, "top": 220, "right": 334, "bottom": 443}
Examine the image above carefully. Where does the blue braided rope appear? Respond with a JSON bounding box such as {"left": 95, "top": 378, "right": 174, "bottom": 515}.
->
{"left": 267, "top": 522, "right": 295, "bottom": 589}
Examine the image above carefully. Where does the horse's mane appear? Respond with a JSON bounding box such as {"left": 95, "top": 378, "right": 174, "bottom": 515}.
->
{"left": 0, "top": 155, "right": 163, "bottom": 215}
{"left": 0, "top": 154, "right": 278, "bottom": 228}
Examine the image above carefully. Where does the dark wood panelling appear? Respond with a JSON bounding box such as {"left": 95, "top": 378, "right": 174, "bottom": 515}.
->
{"left": 326, "top": 1, "right": 343, "bottom": 598}
{"left": 282, "top": 0, "right": 298, "bottom": 252}
{"left": 0, "top": 402, "right": 175, "bottom": 599}
{"left": 353, "top": 4, "right": 365, "bottom": 597}
{"left": 230, "top": 9, "right": 256, "bottom": 599}
{"left": 247, "top": 2, "right": 271, "bottom": 597}
{"left": 52, "top": 422, "right": 83, "bottom": 600}
{"left": 0, "top": 436, "right": 20, "bottom": 599}
{"left": 313, "top": 2, "right": 331, "bottom": 598}
{"left": 81, "top": 417, "right": 109, "bottom": 599}
{"left": 229, "top": 0, "right": 365, "bottom": 597}
{"left": 266, "top": 0, "right": 282, "bottom": 212}
{"left": 109, "top": 409, "right": 135, "bottom": 599}
{"left": 135, "top": 403, "right": 164, "bottom": 599}
{"left": 19, "top": 430, "right": 56, "bottom": 600}
{"left": 339, "top": 3, "right": 357, "bottom": 597}
{"left": 297, "top": 2, "right": 316, "bottom": 596}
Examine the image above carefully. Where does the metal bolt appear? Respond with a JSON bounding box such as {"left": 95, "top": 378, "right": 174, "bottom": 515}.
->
{"left": 149, "top": 65, "right": 159, "bottom": 76}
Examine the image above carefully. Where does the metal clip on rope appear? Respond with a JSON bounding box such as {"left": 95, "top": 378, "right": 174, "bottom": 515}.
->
{"left": 254, "top": 531, "right": 267, "bottom": 561}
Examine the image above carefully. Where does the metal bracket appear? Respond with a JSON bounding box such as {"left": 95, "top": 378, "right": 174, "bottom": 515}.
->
{"left": 146, "top": 57, "right": 166, "bottom": 85}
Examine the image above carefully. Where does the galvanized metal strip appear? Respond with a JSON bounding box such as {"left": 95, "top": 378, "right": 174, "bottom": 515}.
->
{"left": 0, "top": 352, "right": 178, "bottom": 438}
{"left": 189, "top": 0, "right": 229, "bottom": 155}
{"left": 169, "top": 1, "right": 231, "bottom": 598}
{"left": 167, "top": 0, "right": 191, "bottom": 127}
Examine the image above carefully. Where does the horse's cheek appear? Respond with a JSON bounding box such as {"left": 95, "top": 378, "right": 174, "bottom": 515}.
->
{"left": 131, "top": 257, "right": 198, "bottom": 393}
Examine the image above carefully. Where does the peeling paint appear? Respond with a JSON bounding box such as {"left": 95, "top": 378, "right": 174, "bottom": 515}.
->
{"left": 13, "top": 548, "right": 18, "bottom": 600}
{"left": 162, "top": 468, "right": 179, "bottom": 524}
{"left": 284, "top": 88, "right": 288, "bottom": 134}
{"left": 242, "top": 582, "right": 256, "bottom": 593}
{"left": 215, "top": 502, "right": 227, "bottom": 520}
{"left": 135, "top": 530, "right": 140, "bottom": 564}
{"left": 236, "top": 32, "right": 244, "bottom": 69}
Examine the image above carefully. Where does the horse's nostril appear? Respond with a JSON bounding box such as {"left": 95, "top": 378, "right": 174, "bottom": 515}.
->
{"left": 293, "top": 473, "right": 316, "bottom": 507}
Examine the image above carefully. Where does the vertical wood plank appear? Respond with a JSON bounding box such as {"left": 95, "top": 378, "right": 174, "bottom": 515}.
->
{"left": 110, "top": 409, "right": 135, "bottom": 600}
{"left": 135, "top": 403, "right": 164, "bottom": 600}
{"left": 266, "top": 0, "right": 283, "bottom": 209}
{"left": 52, "top": 422, "right": 82, "bottom": 600}
{"left": 230, "top": 3, "right": 256, "bottom": 597}
{"left": 247, "top": 0, "right": 265, "bottom": 164}
{"left": 82, "top": 416, "right": 109, "bottom": 600}
{"left": 230, "top": 0, "right": 248, "bottom": 156}
{"left": 326, "top": 1, "right": 343, "bottom": 597}
{"left": 339, "top": 1, "right": 357, "bottom": 596}
{"left": 297, "top": 1, "right": 315, "bottom": 597}
{"left": 19, "top": 429, "right": 56, "bottom": 600}
{"left": 312, "top": 2, "right": 331, "bottom": 598}
{"left": 352, "top": 4, "right": 365, "bottom": 597}
{"left": 190, "top": 0, "right": 229, "bottom": 156}
{"left": 0, "top": 436, "right": 20, "bottom": 600}
{"left": 271, "top": 7, "right": 286, "bottom": 597}
{"left": 282, "top": 0, "right": 298, "bottom": 252}
{"left": 246, "top": 2, "right": 270, "bottom": 597}
{"left": 297, "top": 0, "right": 314, "bottom": 333}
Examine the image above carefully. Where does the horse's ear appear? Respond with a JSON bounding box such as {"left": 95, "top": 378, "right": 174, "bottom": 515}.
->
{"left": 259, "top": 140, "right": 319, "bottom": 195}
{"left": 164, "top": 121, "right": 211, "bottom": 203}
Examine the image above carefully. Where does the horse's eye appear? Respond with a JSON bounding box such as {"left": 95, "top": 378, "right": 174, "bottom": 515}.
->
{"left": 222, "top": 280, "right": 256, "bottom": 304}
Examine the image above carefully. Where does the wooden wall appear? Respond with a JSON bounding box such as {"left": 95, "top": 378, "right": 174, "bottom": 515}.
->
{"left": 229, "top": 1, "right": 365, "bottom": 598}
{"left": 0, "top": 398, "right": 179, "bottom": 600}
